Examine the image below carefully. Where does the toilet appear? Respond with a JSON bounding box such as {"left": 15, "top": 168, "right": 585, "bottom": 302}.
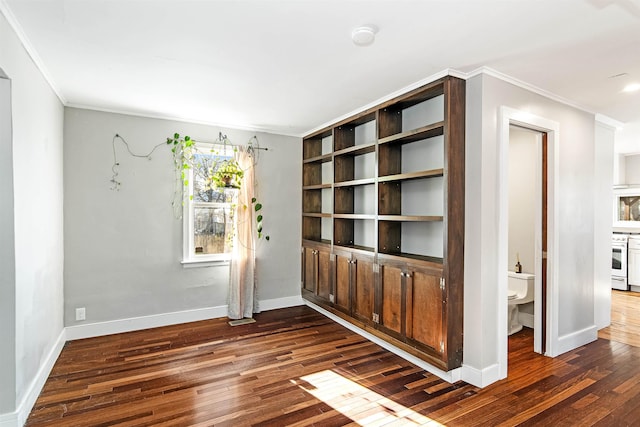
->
{"left": 507, "top": 271, "right": 535, "bottom": 335}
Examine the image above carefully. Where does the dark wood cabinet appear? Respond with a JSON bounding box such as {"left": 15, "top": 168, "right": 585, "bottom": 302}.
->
{"left": 301, "top": 243, "right": 332, "bottom": 306}
{"left": 301, "top": 75, "right": 464, "bottom": 371}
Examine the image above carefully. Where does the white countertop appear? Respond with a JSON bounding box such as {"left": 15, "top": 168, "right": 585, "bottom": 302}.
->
{"left": 613, "top": 226, "right": 640, "bottom": 234}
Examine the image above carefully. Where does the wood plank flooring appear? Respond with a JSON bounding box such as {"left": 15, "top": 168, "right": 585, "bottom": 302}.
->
{"left": 598, "top": 290, "right": 640, "bottom": 347}
{"left": 27, "top": 295, "right": 640, "bottom": 426}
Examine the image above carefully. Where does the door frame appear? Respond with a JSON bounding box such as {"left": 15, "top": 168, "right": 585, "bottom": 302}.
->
{"left": 497, "top": 107, "right": 560, "bottom": 379}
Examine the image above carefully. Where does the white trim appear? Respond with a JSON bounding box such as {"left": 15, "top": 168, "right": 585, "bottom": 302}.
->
{"left": 181, "top": 259, "right": 230, "bottom": 268}
{"left": 468, "top": 67, "right": 595, "bottom": 116}
{"left": 66, "top": 103, "right": 298, "bottom": 137}
{"left": 65, "top": 305, "right": 229, "bottom": 341}
{"left": 65, "top": 295, "right": 304, "bottom": 341}
{"left": 0, "top": 0, "right": 65, "bottom": 104}
{"left": 595, "top": 113, "right": 623, "bottom": 130}
{"left": 304, "top": 300, "right": 462, "bottom": 385}
{"left": 0, "top": 411, "right": 17, "bottom": 427}
{"left": 556, "top": 325, "right": 598, "bottom": 355}
{"left": 461, "top": 363, "right": 500, "bottom": 389}
{"left": 303, "top": 66, "right": 609, "bottom": 138}
{"left": 497, "top": 107, "right": 561, "bottom": 377}
{"left": 0, "top": 329, "right": 67, "bottom": 427}
{"left": 304, "top": 68, "right": 464, "bottom": 137}
{"left": 259, "top": 295, "right": 304, "bottom": 311}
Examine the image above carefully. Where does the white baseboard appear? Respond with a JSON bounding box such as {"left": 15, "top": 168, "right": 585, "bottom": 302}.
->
{"left": 65, "top": 305, "right": 229, "bottom": 341}
{"left": 556, "top": 325, "right": 598, "bottom": 356}
{"left": 461, "top": 363, "right": 501, "bottom": 388}
{"left": 66, "top": 295, "right": 304, "bottom": 341}
{"left": 0, "top": 410, "right": 18, "bottom": 427}
{"left": 259, "top": 295, "right": 304, "bottom": 311}
{"left": 304, "top": 300, "right": 462, "bottom": 385}
{"left": 0, "top": 329, "right": 67, "bottom": 427}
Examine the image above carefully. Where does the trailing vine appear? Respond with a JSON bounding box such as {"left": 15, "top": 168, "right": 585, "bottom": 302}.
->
{"left": 165, "top": 132, "right": 269, "bottom": 241}
{"left": 110, "top": 132, "right": 269, "bottom": 242}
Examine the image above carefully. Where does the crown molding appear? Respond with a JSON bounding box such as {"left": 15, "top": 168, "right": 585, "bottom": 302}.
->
{"left": 301, "top": 66, "right": 610, "bottom": 138}
{"left": 466, "top": 66, "right": 598, "bottom": 116}
{"left": 0, "top": 0, "right": 66, "bottom": 104}
{"left": 302, "top": 68, "right": 464, "bottom": 137}
{"left": 595, "top": 113, "right": 623, "bottom": 130}
{"left": 65, "top": 102, "right": 300, "bottom": 138}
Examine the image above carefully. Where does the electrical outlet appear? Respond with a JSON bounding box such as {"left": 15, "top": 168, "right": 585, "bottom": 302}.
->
{"left": 75, "top": 307, "right": 86, "bottom": 321}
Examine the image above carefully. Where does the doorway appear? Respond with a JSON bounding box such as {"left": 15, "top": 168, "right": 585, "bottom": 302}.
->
{"left": 507, "top": 125, "right": 547, "bottom": 355}
{"left": 497, "top": 107, "right": 560, "bottom": 379}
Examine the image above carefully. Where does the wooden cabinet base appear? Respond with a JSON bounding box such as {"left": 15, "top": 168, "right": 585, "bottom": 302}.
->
{"left": 302, "top": 290, "right": 459, "bottom": 372}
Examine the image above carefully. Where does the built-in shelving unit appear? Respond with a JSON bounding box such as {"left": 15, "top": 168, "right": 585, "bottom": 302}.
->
{"left": 301, "top": 75, "right": 465, "bottom": 371}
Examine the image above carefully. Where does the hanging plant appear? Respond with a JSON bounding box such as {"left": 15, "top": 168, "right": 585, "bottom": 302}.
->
{"left": 211, "top": 159, "right": 244, "bottom": 189}
{"left": 165, "top": 132, "right": 268, "bottom": 241}
{"left": 166, "top": 133, "right": 196, "bottom": 188}
{"left": 252, "top": 197, "right": 269, "bottom": 241}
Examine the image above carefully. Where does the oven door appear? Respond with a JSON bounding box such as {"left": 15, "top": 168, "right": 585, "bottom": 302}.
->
{"left": 612, "top": 242, "right": 628, "bottom": 278}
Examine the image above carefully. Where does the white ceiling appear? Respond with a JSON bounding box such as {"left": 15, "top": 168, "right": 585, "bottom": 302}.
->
{"left": 3, "top": 0, "right": 640, "bottom": 137}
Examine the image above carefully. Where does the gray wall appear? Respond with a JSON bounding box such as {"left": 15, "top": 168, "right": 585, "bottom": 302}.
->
{"left": 0, "top": 70, "right": 16, "bottom": 415}
{"left": 465, "top": 73, "right": 600, "bottom": 375}
{"left": 508, "top": 126, "right": 537, "bottom": 275}
{"left": 594, "top": 122, "right": 614, "bottom": 329}
{"left": 625, "top": 154, "right": 640, "bottom": 184}
{"left": 63, "top": 108, "right": 301, "bottom": 325}
{"left": 0, "top": 8, "right": 65, "bottom": 416}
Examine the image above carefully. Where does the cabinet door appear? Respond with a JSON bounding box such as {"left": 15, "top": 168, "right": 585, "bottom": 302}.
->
{"left": 302, "top": 247, "right": 316, "bottom": 293}
{"left": 334, "top": 254, "right": 351, "bottom": 313}
{"left": 317, "top": 248, "right": 332, "bottom": 300}
{"left": 630, "top": 250, "right": 640, "bottom": 285}
{"left": 380, "top": 264, "right": 403, "bottom": 335}
{"left": 406, "top": 270, "right": 443, "bottom": 352}
{"left": 353, "top": 256, "right": 375, "bottom": 323}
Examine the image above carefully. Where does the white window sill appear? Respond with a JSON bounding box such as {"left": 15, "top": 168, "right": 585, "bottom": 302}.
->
{"left": 181, "top": 258, "right": 230, "bottom": 268}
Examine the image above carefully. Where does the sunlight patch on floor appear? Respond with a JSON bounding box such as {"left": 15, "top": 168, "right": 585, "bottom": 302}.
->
{"left": 295, "top": 370, "right": 444, "bottom": 426}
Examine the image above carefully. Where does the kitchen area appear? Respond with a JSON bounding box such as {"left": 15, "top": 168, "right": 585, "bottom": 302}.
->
{"left": 612, "top": 153, "right": 640, "bottom": 292}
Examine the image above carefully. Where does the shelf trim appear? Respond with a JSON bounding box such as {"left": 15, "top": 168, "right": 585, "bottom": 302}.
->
{"left": 378, "top": 122, "right": 445, "bottom": 145}
{"left": 302, "top": 212, "right": 332, "bottom": 218}
{"left": 378, "top": 169, "right": 444, "bottom": 183}
{"left": 332, "top": 244, "right": 376, "bottom": 255}
{"left": 333, "top": 142, "right": 376, "bottom": 157}
{"left": 377, "top": 251, "right": 444, "bottom": 266}
{"left": 334, "top": 178, "right": 375, "bottom": 188}
{"left": 334, "top": 214, "right": 376, "bottom": 220}
{"left": 378, "top": 215, "right": 443, "bottom": 222}
{"left": 302, "top": 183, "right": 332, "bottom": 190}
{"left": 303, "top": 153, "right": 333, "bottom": 164}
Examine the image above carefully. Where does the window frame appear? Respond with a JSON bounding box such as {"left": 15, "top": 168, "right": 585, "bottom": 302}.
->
{"left": 181, "top": 143, "right": 235, "bottom": 266}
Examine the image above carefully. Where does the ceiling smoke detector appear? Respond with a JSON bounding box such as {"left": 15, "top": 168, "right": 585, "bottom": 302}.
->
{"left": 352, "top": 25, "right": 377, "bottom": 46}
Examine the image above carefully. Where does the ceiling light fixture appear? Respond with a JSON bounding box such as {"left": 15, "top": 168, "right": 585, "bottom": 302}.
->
{"left": 623, "top": 83, "right": 640, "bottom": 93}
{"left": 352, "top": 25, "right": 377, "bottom": 47}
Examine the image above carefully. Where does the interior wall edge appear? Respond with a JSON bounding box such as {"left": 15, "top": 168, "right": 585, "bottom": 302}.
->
{"left": 0, "top": 328, "right": 66, "bottom": 427}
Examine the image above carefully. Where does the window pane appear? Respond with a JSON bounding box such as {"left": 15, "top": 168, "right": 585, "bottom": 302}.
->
{"left": 194, "top": 205, "right": 233, "bottom": 255}
{"left": 193, "top": 152, "right": 233, "bottom": 203}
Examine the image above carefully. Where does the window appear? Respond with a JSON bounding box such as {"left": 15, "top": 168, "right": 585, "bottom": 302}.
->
{"left": 183, "top": 145, "right": 237, "bottom": 265}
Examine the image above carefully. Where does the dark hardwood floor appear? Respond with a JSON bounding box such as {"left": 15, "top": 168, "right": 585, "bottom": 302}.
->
{"left": 27, "top": 294, "right": 640, "bottom": 426}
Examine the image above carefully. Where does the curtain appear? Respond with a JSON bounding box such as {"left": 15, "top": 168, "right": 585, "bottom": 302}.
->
{"left": 228, "top": 147, "right": 259, "bottom": 319}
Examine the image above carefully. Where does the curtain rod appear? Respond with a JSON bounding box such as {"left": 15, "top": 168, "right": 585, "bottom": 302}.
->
{"left": 197, "top": 132, "right": 269, "bottom": 151}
